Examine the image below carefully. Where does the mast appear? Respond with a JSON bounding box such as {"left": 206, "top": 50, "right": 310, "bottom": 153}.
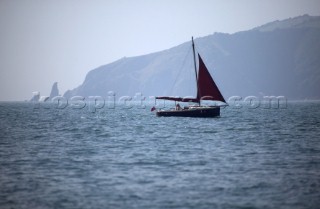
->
{"left": 192, "top": 37, "right": 200, "bottom": 105}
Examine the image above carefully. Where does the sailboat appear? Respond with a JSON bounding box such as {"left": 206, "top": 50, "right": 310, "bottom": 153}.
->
{"left": 155, "top": 37, "right": 227, "bottom": 117}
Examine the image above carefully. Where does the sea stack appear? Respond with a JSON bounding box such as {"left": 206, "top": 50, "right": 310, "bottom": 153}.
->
{"left": 49, "top": 82, "right": 59, "bottom": 98}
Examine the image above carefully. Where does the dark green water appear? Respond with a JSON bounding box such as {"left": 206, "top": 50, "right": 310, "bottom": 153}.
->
{"left": 0, "top": 102, "right": 319, "bottom": 209}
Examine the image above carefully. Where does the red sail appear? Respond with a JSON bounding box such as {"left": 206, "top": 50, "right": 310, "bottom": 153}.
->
{"left": 197, "top": 54, "right": 226, "bottom": 103}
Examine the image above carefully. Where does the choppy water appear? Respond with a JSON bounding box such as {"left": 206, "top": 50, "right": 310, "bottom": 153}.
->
{"left": 0, "top": 101, "right": 319, "bottom": 209}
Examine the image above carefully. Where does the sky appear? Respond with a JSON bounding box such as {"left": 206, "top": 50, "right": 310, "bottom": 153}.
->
{"left": 1, "top": 0, "right": 320, "bottom": 101}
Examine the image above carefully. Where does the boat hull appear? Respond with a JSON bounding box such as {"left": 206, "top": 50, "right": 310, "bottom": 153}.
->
{"left": 156, "top": 106, "right": 220, "bottom": 118}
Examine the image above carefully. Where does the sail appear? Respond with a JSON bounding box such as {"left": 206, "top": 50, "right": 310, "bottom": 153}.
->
{"left": 155, "top": 96, "right": 199, "bottom": 103}
{"left": 197, "top": 54, "right": 226, "bottom": 103}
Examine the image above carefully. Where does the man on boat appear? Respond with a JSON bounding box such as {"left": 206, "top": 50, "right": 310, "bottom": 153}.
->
{"left": 176, "top": 103, "right": 181, "bottom": 110}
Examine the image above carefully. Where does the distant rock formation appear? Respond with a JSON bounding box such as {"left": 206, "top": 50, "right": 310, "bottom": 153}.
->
{"left": 49, "top": 82, "right": 59, "bottom": 98}
{"left": 30, "top": 91, "right": 40, "bottom": 102}
{"left": 29, "top": 82, "right": 60, "bottom": 102}
{"left": 64, "top": 15, "right": 320, "bottom": 100}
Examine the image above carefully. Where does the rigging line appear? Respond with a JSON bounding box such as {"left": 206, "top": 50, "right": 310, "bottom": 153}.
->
{"left": 167, "top": 45, "right": 193, "bottom": 95}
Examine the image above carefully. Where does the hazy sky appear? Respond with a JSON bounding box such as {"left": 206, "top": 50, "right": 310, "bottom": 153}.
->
{"left": 1, "top": 0, "right": 320, "bottom": 101}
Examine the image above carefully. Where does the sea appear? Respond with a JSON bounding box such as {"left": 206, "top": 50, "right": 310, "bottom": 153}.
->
{"left": 0, "top": 101, "right": 319, "bottom": 209}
